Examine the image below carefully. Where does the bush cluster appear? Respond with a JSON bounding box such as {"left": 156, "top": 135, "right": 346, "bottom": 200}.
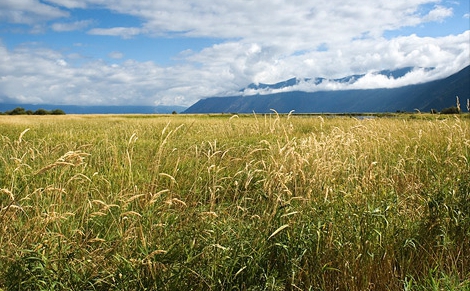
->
{"left": 0, "top": 107, "right": 65, "bottom": 115}
{"left": 440, "top": 106, "right": 460, "bottom": 114}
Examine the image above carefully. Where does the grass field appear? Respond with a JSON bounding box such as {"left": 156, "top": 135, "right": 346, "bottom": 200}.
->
{"left": 0, "top": 113, "right": 469, "bottom": 290}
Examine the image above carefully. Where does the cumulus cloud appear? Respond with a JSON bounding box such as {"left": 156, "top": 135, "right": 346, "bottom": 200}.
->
{"left": 76, "top": 0, "right": 458, "bottom": 45}
{"left": 422, "top": 5, "right": 453, "bottom": 22}
{"left": 0, "top": 42, "right": 237, "bottom": 106}
{"left": 1, "top": 30, "right": 468, "bottom": 106}
{"left": 0, "top": 0, "right": 468, "bottom": 106}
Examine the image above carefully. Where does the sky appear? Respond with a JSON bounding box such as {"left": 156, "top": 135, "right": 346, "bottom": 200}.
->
{"left": 0, "top": 0, "right": 469, "bottom": 107}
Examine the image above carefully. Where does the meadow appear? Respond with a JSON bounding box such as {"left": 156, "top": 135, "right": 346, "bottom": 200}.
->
{"left": 0, "top": 113, "right": 469, "bottom": 290}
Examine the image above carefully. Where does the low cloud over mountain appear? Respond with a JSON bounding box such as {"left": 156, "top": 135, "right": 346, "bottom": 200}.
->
{"left": 184, "top": 65, "right": 469, "bottom": 113}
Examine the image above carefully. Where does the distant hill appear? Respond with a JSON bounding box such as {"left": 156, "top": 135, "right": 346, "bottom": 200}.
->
{"left": 184, "top": 66, "right": 469, "bottom": 113}
{"left": 0, "top": 104, "right": 187, "bottom": 114}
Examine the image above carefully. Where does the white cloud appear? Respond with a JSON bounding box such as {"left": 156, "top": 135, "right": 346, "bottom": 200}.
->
{"left": 423, "top": 5, "right": 453, "bottom": 22}
{"left": 0, "top": 0, "right": 468, "bottom": 107}
{"left": 88, "top": 27, "right": 143, "bottom": 39}
{"left": 0, "top": 30, "right": 468, "bottom": 106}
{"left": 1, "top": 0, "right": 460, "bottom": 43}
{"left": 56, "top": 59, "right": 68, "bottom": 66}
{"left": 51, "top": 20, "right": 94, "bottom": 32}
{"left": 43, "top": 0, "right": 87, "bottom": 9}
{"left": 0, "top": 0, "right": 68, "bottom": 24}
{"left": 0, "top": 42, "right": 236, "bottom": 106}
{"left": 108, "top": 51, "right": 124, "bottom": 59}
{"left": 78, "top": 0, "right": 454, "bottom": 42}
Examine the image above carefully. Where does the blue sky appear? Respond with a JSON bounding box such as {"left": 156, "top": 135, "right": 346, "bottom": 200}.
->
{"left": 0, "top": 0, "right": 469, "bottom": 106}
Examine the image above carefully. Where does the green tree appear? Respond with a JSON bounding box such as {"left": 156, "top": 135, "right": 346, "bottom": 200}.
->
{"left": 34, "top": 109, "right": 48, "bottom": 115}
{"left": 7, "top": 107, "right": 26, "bottom": 115}
{"left": 51, "top": 109, "right": 66, "bottom": 115}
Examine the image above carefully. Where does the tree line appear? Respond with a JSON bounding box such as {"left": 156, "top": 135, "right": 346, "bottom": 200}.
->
{"left": 0, "top": 107, "right": 65, "bottom": 115}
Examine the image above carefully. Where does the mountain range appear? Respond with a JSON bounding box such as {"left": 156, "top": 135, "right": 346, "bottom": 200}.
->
{"left": 184, "top": 65, "right": 470, "bottom": 114}
{"left": 2, "top": 66, "right": 468, "bottom": 115}
{"left": 242, "top": 67, "right": 420, "bottom": 92}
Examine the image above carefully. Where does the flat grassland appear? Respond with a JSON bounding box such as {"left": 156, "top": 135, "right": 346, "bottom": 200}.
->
{"left": 1, "top": 114, "right": 469, "bottom": 290}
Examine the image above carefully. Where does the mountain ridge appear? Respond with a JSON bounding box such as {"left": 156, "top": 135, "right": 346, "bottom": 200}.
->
{"left": 184, "top": 65, "right": 469, "bottom": 114}
{"left": 242, "top": 67, "right": 423, "bottom": 93}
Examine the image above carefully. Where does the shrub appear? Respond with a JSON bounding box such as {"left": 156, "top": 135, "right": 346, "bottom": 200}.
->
{"left": 51, "top": 109, "right": 66, "bottom": 115}
{"left": 2, "top": 107, "right": 66, "bottom": 115}
{"left": 441, "top": 106, "right": 460, "bottom": 114}
{"left": 7, "top": 107, "right": 27, "bottom": 115}
{"left": 33, "top": 109, "right": 48, "bottom": 115}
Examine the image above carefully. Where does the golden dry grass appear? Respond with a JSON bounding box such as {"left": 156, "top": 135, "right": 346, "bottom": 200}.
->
{"left": 0, "top": 113, "right": 469, "bottom": 290}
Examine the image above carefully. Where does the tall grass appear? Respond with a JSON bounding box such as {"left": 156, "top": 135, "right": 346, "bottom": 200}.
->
{"left": 0, "top": 114, "right": 469, "bottom": 290}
